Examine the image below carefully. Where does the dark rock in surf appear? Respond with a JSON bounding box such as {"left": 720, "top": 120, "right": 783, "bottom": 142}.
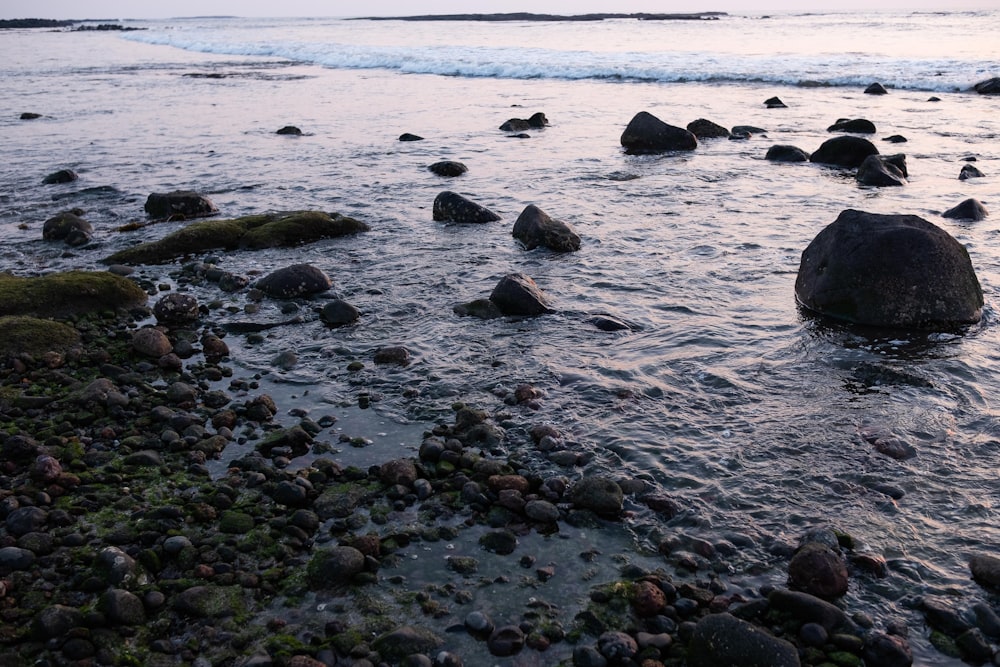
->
{"left": 586, "top": 314, "right": 631, "bottom": 332}
{"left": 687, "top": 613, "right": 800, "bottom": 667}
{"left": 883, "top": 135, "right": 907, "bottom": 143}
{"left": 500, "top": 112, "right": 548, "bottom": 132}
{"left": 788, "top": 542, "right": 849, "bottom": 599}
{"left": 856, "top": 154, "right": 907, "bottom": 187}
{"left": 686, "top": 118, "right": 730, "bottom": 139}
{"left": 865, "top": 82, "right": 889, "bottom": 95}
{"left": 942, "top": 198, "right": 988, "bottom": 221}
{"left": 959, "top": 164, "right": 985, "bottom": 180}
{"left": 255, "top": 263, "right": 332, "bottom": 299}
{"left": 433, "top": 191, "right": 500, "bottom": 223}
{"left": 969, "top": 553, "right": 1000, "bottom": 589}
{"left": 974, "top": 77, "right": 1000, "bottom": 95}
{"left": 399, "top": 132, "right": 424, "bottom": 141}
{"left": 512, "top": 204, "right": 581, "bottom": 252}
{"left": 428, "top": 161, "right": 468, "bottom": 177}
{"left": 374, "top": 345, "right": 411, "bottom": 366}
{"left": 42, "top": 169, "right": 78, "bottom": 185}
{"left": 828, "top": 118, "right": 877, "bottom": 134}
{"left": 42, "top": 209, "right": 93, "bottom": 246}
{"left": 810, "top": 136, "right": 879, "bottom": 168}
{"left": 144, "top": 190, "right": 218, "bottom": 220}
{"left": 620, "top": 111, "right": 697, "bottom": 154}
{"left": 275, "top": 125, "right": 302, "bottom": 135}
{"left": 453, "top": 298, "right": 503, "bottom": 319}
{"left": 732, "top": 124, "right": 767, "bottom": 137}
{"left": 319, "top": 299, "right": 360, "bottom": 327}
{"left": 766, "top": 145, "right": 810, "bottom": 162}
{"left": 569, "top": 476, "right": 623, "bottom": 516}
{"left": 795, "top": 209, "right": 983, "bottom": 329}
{"left": 20, "top": 112, "right": 43, "bottom": 120}
{"left": 764, "top": 96, "right": 787, "bottom": 108}
{"left": 489, "top": 273, "right": 553, "bottom": 317}
{"left": 153, "top": 293, "right": 200, "bottom": 326}
{"left": 862, "top": 632, "right": 913, "bottom": 667}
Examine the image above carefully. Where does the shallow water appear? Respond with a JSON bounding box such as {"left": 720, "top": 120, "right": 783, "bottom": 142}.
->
{"left": 2, "top": 14, "right": 1000, "bottom": 663}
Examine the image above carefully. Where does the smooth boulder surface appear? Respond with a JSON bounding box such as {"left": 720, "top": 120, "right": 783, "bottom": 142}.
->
{"left": 828, "top": 118, "right": 877, "bottom": 134}
{"left": 687, "top": 613, "right": 801, "bottom": 667}
{"left": 974, "top": 77, "right": 1000, "bottom": 95}
{"left": 42, "top": 209, "right": 93, "bottom": 246}
{"left": 620, "top": 111, "right": 697, "bottom": 154}
{"left": 428, "top": 161, "right": 468, "bottom": 177}
{"left": 856, "top": 154, "right": 907, "bottom": 187}
{"left": 255, "top": 263, "right": 332, "bottom": 298}
{"left": 787, "top": 542, "right": 849, "bottom": 599}
{"left": 766, "top": 145, "right": 810, "bottom": 162}
{"left": 943, "top": 198, "right": 988, "bottom": 221}
{"left": 433, "top": 191, "right": 501, "bottom": 223}
{"left": 144, "top": 190, "right": 218, "bottom": 220}
{"left": 499, "top": 112, "right": 547, "bottom": 132}
{"left": 511, "top": 204, "right": 581, "bottom": 252}
{"left": 764, "top": 96, "right": 787, "bottom": 108}
{"left": 275, "top": 125, "right": 302, "bottom": 135}
{"left": 959, "top": 163, "right": 985, "bottom": 180}
{"left": 42, "top": 169, "right": 78, "bottom": 184}
{"left": 865, "top": 82, "right": 889, "bottom": 94}
{"left": 810, "top": 136, "right": 879, "bottom": 168}
{"left": 795, "top": 209, "right": 983, "bottom": 329}
{"left": 686, "top": 117, "right": 730, "bottom": 138}
{"left": 489, "top": 273, "right": 553, "bottom": 316}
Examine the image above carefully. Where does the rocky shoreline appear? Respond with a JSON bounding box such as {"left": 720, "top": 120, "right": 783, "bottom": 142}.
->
{"left": 1, "top": 264, "right": 998, "bottom": 667}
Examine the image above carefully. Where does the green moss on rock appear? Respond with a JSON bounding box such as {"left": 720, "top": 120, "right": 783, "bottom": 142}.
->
{"left": 0, "top": 271, "right": 147, "bottom": 318}
{"left": 0, "top": 316, "right": 80, "bottom": 357}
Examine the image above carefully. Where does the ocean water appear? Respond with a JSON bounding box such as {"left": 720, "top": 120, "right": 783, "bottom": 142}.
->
{"left": 2, "top": 10, "right": 1000, "bottom": 662}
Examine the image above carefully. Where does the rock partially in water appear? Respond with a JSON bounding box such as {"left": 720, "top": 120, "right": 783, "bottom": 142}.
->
{"left": 0, "top": 271, "right": 146, "bottom": 318}
{"left": 42, "top": 168, "right": 78, "bottom": 184}
{"left": 766, "top": 145, "right": 810, "bottom": 162}
{"left": 153, "top": 293, "right": 200, "bottom": 326}
{"left": 942, "top": 198, "right": 988, "bottom": 221}
{"left": 489, "top": 273, "right": 553, "bottom": 317}
{"left": 621, "top": 111, "right": 697, "bottom": 154}
{"left": 319, "top": 299, "right": 360, "bottom": 327}
{"left": 144, "top": 190, "right": 218, "bottom": 220}
{"left": 974, "top": 77, "right": 1000, "bottom": 95}
{"left": 795, "top": 209, "right": 983, "bottom": 328}
{"left": 687, "top": 613, "right": 800, "bottom": 667}
{"left": 275, "top": 125, "right": 302, "bottom": 135}
{"left": 686, "top": 117, "right": 730, "bottom": 138}
{"left": 828, "top": 118, "right": 877, "bottom": 134}
{"left": 306, "top": 546, "right": 365, "bottom": 589}
{"left": 569, "top": 476, "right": 623, "bottom": 517}
{"left": 428, "top": 160, "right": 467, "bottom": 177}
{"left": 810, "top": 136, "right": 879, "bottom": 168}
{"left": 453, "top": 298, "right": 503, "bottom": 319}
{"left": 959, "top": 163, "right": 985, "bottom": 180}
{"left": 511, "top": 204, "right": 581, "bottom": 252}
{"left": 499, "top": 112, "right": 547, "bottom": 132}
{"left": 131, "top": 327, "right": 173, "bottom": 358}
{"left": 787, "top": 542, "right": 849, "bottom": 599}
{"left": 432, "top": 191, "right": 501, "bottom": 223}
{"left": 865, "top": 82, "right": 889, "bottom": 95}
{"left": 255, "top": 263, "right": 332, "bottom": 298}
{"left": 856, "top": 154, "right": 907, "bottom": 187}
{"left": 487, "top": 624, "right": 525, "bottom": 656}
{"left": 768, "top": 588, "right": 852, "bottom": 632}
{"left": 372, "top": 626, "right": 443, "bottom": 662}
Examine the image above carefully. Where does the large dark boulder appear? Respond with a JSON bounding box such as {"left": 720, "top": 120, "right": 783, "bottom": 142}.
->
{"left": 255, "top": 264, "right": 332, "bottom": 298}
{"left": 974, "top": 77, "right": 1000, "bottom": 95}
{"left": 686, "top": 118, "right": 730, "bottom": 139}
{"left": 144, "top": 190, "right": 218, "bottom": 220}
{"left": 489, "top": 273, "right": 553, "bottom": 317}
{"left": 42, "top": 209, "right": 93, "bottom": 246}
{"left": 512, "top": 204, "right": 581, "bottom": 252}
{"left": 943, "top": 198, "right": 988, "bottom": 221}
{"left": 810, "top": 136, "right": 879, "bottom": 168}
{"left": 856, "top": 154, "right": 907, "bottom": 187}
{"left": 766, "top": 145, "right": 810, "bottom": 162}
{"left": 687, "top": 613, "right": 800, "bottom": 667}
{"left": 433, "top": 191, "right": 500, "bottom": 223}
{"left": 500, "top": 112, "right": 547, "bottom": 132}
{"left": 787, "top": 542, "right": 849, "bottom": 599}
{"left": 795, "top": 209, "right": 983, "bottom": 329}
{"left": 620, "top": 111, "right": 697, "bottom": 154}
{"left": 428, "top": 161, "right": 467, "bottom": 177}
{"left": 828, "top": 118, "right": 877, "bottom": 134}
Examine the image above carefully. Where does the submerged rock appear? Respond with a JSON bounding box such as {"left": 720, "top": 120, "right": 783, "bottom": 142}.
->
{"left": 500, "top": 112, "right": 548, "bottom": 132}
{"left": 511, "top": 204, "right": 581, "bottom": 252}
{"left": 399, "top": 132, "right": 424, "bottom": 141}
{"left": 489, "top": 273, "right": 553, "bottom": 316}
{"left": 974, "top": 77, "right": 1000, "bottom": 95}
{"left": 255, "top": 263, "right": 332, "bottom": 298}
{"left": 42, "top": 168, "right": 78, "bottom": 184}
{"left": 942, "top": 198, "right": 988, "bottom": 221}
{"left": 620, "top": 111, "right": 697, "bottom": 154}
{"left": 959, "top": 163, "right": 985, "bottom": 180}
{"left": 795, "top": 209, "right": 983, "bottom": 328}
{"left": 428, "top": 161, "right": 468, "bottom": 177}
{"left": 433, "top": 191, "right": 500, "bottom": 223}
{"left": 810, "top": 136, "right": 879, "bottom": 168}
{"left": 153, "top": 293, "right": 200, "bottom": 326}
{"left": 275, "top": 125, "right": 302, "bottom": 135}
{"left": 788, "top": 542, "right": 849, "bottom": 599}
{"left": 144, "top": 190, "right": 218, "bottom": 220}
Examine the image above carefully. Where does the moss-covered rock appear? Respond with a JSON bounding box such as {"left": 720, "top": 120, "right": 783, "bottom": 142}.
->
{"left": 0, "top": 271, "right": 147, "bottom": 318}
{"left": 0, "top": 316, "right": 80, "bottom": 358}
{"left": 103, "top": 211, "right": 369, "bottom": 265}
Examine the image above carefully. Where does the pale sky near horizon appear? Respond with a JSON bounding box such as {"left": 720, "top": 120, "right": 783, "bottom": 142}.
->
{"left": 1, "top": 0, "right": 995, "bottom": 20}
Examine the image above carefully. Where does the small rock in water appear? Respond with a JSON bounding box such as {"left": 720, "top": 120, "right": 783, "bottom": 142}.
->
{"left": 255, "top": 263, "right": 332, "bottom": 298}
{"left": 865, "top": 82, "right": 889, "bottom": 94}
{"left": 428, "top": 160, "right": 468, "bottom": 177}
{"left": 319, "top": 299, "right": 360, "bottom": 327}
{"left": 959, "top": 163, "right": 985, "bottom": 180}
{"left": 942, "top": 198, "right": 988, "bottom": 221}
{"left": 42, "top": 168, "right": 78, "bottom": 184}
{"left": 399, "top": 132, "right": 424, "bottom": 141}
{"left": 487, "top": 625, "right": 525, "bottom": 657}
{"left": 764, "top": 96, "right": 787, "bottom": 108}
{"left": 276, "top": 125, "right": 302, "bottom": 135}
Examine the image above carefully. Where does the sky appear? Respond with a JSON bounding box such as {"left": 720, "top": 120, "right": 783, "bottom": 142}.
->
{"left": 2, "top": 0, "right": 996, "bottom": 20}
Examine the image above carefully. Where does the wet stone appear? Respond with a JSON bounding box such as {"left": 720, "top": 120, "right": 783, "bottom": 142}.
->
{"left": 479, "top": 529, "right": 518, "bottom": 555}
{"left": 487, "top": 625, "right": 525, "bottom": 657}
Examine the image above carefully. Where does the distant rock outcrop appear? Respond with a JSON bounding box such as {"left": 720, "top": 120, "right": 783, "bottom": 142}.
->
{"left": 864, "top": 82, "right": 889, "bottom": 95}
{"left": 795, "top": 209, "right": 983, "bottom": 329}
{"left": 620, "top": 111, "right": 697, "bottom": 154}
